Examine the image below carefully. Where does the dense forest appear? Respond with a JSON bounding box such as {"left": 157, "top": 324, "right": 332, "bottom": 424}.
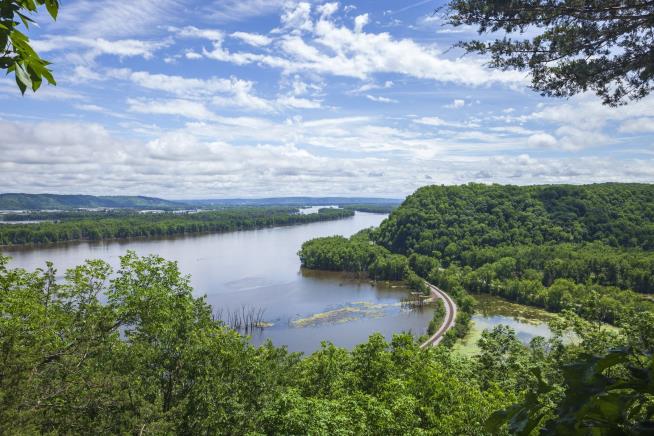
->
{"left": 370, "top": 184, "right": 654, "bottom": 322}
{"left": 2, "top": 252, "right": 652, "bottom": 434}
{"left": 297, "top": 183, "right": 654, "bottom": 432}
{"left": 0, "top": 207, "right": 353, "bottom": 246}
{"left": 376, "top": 183, "right": 654, "bottom": 254}
{"left": 301, "top": 184, "right": 654, "bottom": 322}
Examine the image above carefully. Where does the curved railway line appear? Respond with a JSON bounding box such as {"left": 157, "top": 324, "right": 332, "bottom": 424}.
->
{"left": 419, "top": 282, "right": 458, "bottom": 349}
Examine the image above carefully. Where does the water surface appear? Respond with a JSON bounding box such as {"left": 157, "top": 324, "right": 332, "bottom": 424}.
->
{"left": 2, "top": 212, "right": 433, "bottom": 354}
{"left": 454, "top": 293, "right": 556, "bottom": 356}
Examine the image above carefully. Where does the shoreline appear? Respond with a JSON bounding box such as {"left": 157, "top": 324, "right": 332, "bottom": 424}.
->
{"left": 0, "top": 212, "right": 365, "bottom": 250}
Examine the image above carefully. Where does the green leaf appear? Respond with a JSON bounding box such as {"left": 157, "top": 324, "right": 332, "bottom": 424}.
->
{"left": 14, "top": 69, "right": 27, "bottom": 95}
{"left": 45, "top": 0, "right": 58, "bottom": 20}
{"left": 16, "top": 12, "right": 34, "bottom": 29}
{"left": 26, "top": 63, "right": 42, "bottom": 91}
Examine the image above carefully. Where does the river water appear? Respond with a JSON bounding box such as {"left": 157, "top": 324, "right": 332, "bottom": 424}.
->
{"left": 1, "top": 212, "right": 433, "bottom": 354}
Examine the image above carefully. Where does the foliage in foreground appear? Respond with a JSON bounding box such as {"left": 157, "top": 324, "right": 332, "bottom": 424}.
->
{"left": 0, "top": 253, "right": 507, "bottom": 434}
{"left": 1, "top": 0, "right": 58, "bottom": 94}
{"left": 2, "top": 253, "right": 653, "bottom": 434}
{"left": 447, "top": 0, "right": 654, "bottom": 106}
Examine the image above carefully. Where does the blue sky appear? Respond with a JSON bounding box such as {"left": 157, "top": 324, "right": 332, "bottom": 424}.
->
{"left": 1, "top": 0, "right": 653, "bottom": 199}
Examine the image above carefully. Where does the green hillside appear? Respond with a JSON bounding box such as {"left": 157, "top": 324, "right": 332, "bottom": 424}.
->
{"left": 294, "top": 183, "right": 654, "bottom": 432}
{"left": 375, "top": 183, "right": 654, "bottom": 256}
{"left": 0, "top": 194, "right": 185, "bottom": 210}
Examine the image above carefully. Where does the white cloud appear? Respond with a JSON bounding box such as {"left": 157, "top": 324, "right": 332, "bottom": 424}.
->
{"left": 317, "top": 2, "right": 339, "bottom": 17}
{"left": 127, "top": 98, "right": 217, "bottom": 120}
{"left": 58, "top": 0, "right": 179, "bottom": 38}
{"left": 527, "top": 133, "right": 558, "bottom": 149}
{"left": 276, "top": 95, "right": 322, "bottom": 108}
{"left": 185, "top": 51, "right": 203, "bottom": 59}
{"left": 115, "top": 70, "right": 276, "bottom": 112}
{"left": 191, "top": 8, "right": 526, "bottom": 87}
{"left": 0, "top": 78, "right": 85, "bottom": 100}
{"left": 2, "top": 110, "right": 653, "bottom": 197}
{"left": 33, "top": 36, "right": 170, "bottom": 59}
{"left": 117, "top": 70, "right": 330, "bottom": 113}
{"left": 72, "top": 66, "right": 103, "bottom": 82}
{"left": 281, "top": 2, "right": 314, "bottom": 33}
{"left": 0, "top": 118, "right": 400, "bottom": 197}
{"left": 127, "top": 71, "right": 240, "bottom": 97}
{"left": 204, "top": 0, "right": 287, "bottom": 22}
{"left": 532, "top": 96, "right": 654, "bottom": 128}
{"left": 414, "top": 116, "right": 451, "bottom": 127}
{"left": 173, "top": 26, "right": 223, "bottom": 41}
{"left": 366, "top": 94, "right": 397, "bottom": 103}
{"left": 231, "top": 31, "right": 273, "bottom": 47}
{"left": 490, "top": 126, "right": 535, "bottom": 135}
{"left": 619, "top": 118, "right": 654, "bottom": 133}
{"left": 528, "top": 95, "right": 654, "bottom": 150}
{"left": 446, "top": 99, "right": 465, "bottom": 109}
{"left": 555, "top": 126, "right": 611, "bottom": 151}
{"left": 3, "top": 2, "right": 653, "bottom": 198}
{"left": 350, "top": 80, "right": 394, "bottom": 94}
{"left": 354, "top": 14, "right": 369, "bottom": 33}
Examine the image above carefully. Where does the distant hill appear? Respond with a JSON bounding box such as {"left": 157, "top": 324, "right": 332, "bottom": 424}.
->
{"left": 184, "top": 197, "right": 402, "bottom": 207}
{"left": 0, "top": 194, "right": 401, "bottom": 211}
{"left": 0, "top": 194, "right": 186, "bottom": 210}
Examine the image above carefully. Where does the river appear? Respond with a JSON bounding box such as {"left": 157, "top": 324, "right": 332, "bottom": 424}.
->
{"left": 1, "top": 212, "right": 433, "bottom": 354}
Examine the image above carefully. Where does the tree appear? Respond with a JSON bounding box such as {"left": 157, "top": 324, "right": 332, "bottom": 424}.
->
{"left": 1, "top": 0, "right": 58, "bottom": 94}
{"left": 447, "top": 0, "right": 654, "bottom": 106}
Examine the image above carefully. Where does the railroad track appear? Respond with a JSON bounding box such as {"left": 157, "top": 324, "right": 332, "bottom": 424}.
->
{"left": 419, "top": 282, "right": 458, "bottom": 349}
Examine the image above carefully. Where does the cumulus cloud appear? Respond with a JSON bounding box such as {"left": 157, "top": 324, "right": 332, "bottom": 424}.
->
{"left": 3, "top": 117, "right": 652, "bottom": 198}
{"left": 3, "top": 2, "right": 653, "bottom": 198}
{"left": 0, "top": 118, "right": 397, "bottom": 197}
{"left": 231, "top": 31, "right": 273, "bottom": 47}
{"left": 127, "top": 98, "right": 217, "bottom": 120}
{"left": 527, "top": 95, "right": 654, "bottom": 150}
{"left": 280, "top": 2, "right": 314, "bottom": 33}
{"left": 114, "top": 70, "right": 325, "bottom": 113}
{"left": 527, "top": 133, "right": 558, "bottom": 149}
{"left": 445, "top": 99, "right": 465, "bottom": 109}
{"left": 188, "top": 6, "right": 526, "bottom": 86}
{"left": 317, "top": 2, "right": 339, "bottom": 17}
{"left": 619, "top": 117, "right": 654, "bottom": 133}
{"left": 354, "top": 14, "right": 369, "bottom": 33}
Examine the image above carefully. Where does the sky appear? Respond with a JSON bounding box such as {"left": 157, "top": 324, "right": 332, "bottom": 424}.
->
{"left": 1, "top": 0, "right": 653, "bottom": 199}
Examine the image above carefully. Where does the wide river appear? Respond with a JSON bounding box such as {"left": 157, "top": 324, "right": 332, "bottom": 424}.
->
{"left": 2, "top": 212, "right": 434, "bottom": 354}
